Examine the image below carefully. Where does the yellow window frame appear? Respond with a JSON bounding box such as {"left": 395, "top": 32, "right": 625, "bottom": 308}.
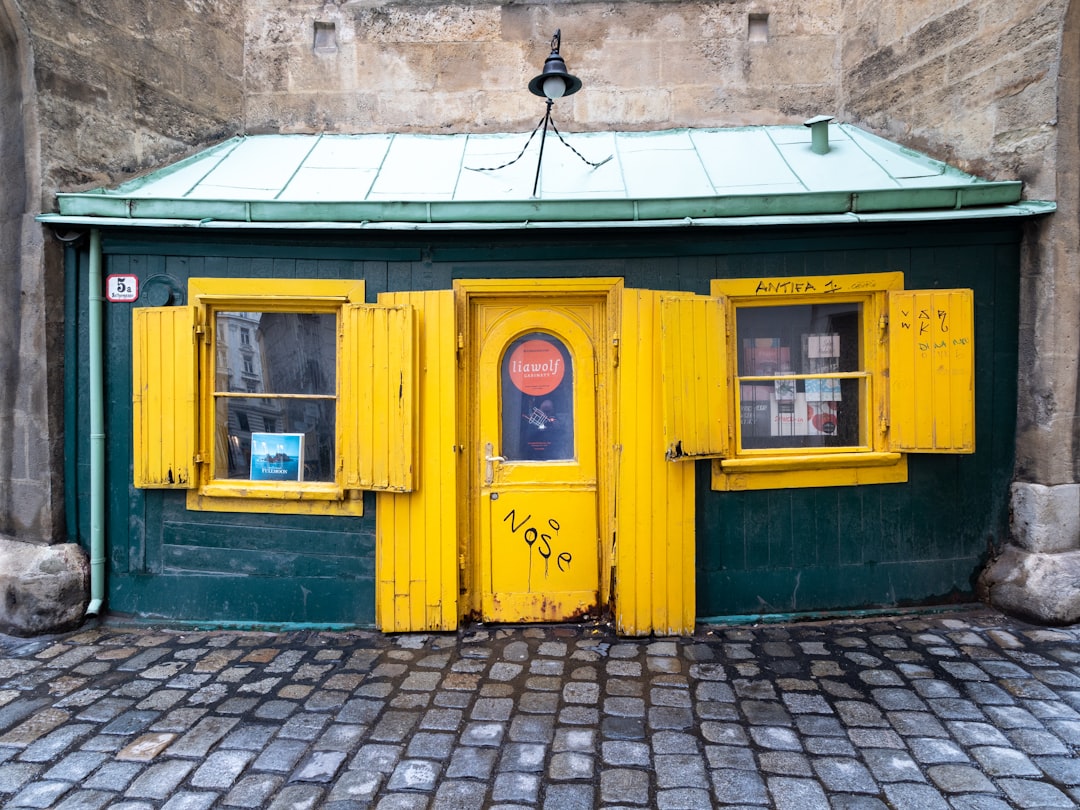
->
{"left": 710, "top": 272, "right": 908, "bottom": 491}
{"left": 132, "top": 277, "right": 416, "bottom": 516}
{"left": 187, "top": 278, "right": 367, "bottom": 515}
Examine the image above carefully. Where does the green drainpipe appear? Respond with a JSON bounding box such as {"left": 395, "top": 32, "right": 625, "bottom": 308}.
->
{"left": 86, "top": 228, "right": 104, "bottom": 616}
{"left": 63, "top": 241, "right": 78, "bottom": 539}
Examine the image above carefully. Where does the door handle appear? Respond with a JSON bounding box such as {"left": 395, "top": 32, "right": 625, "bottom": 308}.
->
{"left": 484, "top": 442, "right": 505, "bottom": 486}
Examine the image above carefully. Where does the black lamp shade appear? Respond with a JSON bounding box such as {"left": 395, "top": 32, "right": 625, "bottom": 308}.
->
{"left": 528, "top": 50, "right": 582, "bottom": 99}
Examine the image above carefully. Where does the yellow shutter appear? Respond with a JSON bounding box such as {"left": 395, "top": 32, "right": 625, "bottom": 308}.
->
{"left": 888, "top": 288, "right": 975, "bottom": 453}
{"left": 615, "top": 288, "right": 696, "bottom": 636}
{"left": 341, "top": 303, "right": 416, "bottom": 491}
{"left": 660, "top": 294, "right": 729, "bottom": 459}
{"left": 374, "top": 290, "right": 459, "bottom": 632}
{"left": 132, "top": 306, "right": 197, "bottom": 488}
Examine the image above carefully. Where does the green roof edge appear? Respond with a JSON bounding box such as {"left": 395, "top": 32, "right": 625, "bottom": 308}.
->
{"left": 55, "top": 182, "right": 1026, "bottom": 225}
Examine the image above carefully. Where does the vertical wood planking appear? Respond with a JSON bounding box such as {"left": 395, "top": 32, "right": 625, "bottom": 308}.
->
{"left": 659, "top": 295, "right": 728, "bottom": 459}
{"left": 375, "top": 290, "right": 458, "bottom": 632}
{"left": 616, "top": 289, "right": 696, "bottom": 636}
{"left": 428, "top": 290, "right": 458, "bottom": 630}
{"left": 889, "top": 289, "right": 975, "bottom": 452}
{"left": 132, "top": 306, "right": 196, "bottom": 489}
{"left": 617, "top": 289, "right": 647, "bottom": 634}
{"left": 343, "top": 304, "right": 414, "bottom": 491}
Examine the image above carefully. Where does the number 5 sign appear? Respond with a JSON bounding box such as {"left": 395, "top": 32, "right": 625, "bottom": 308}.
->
{"left": 105, "top": 274, "right": 139, "bottom": 303}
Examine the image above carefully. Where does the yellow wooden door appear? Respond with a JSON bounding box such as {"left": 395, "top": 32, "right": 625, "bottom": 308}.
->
{"left": 474, "top": 303, "right": 602, "bottom": 622}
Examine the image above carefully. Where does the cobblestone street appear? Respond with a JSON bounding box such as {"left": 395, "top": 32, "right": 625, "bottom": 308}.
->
{"left": 1, "top": 608, "right": 1079, "bottom": 808}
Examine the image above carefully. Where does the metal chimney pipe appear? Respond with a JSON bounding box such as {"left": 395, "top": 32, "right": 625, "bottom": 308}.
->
{"left": 804, "top": 115, "right": 835, "bottom": 155}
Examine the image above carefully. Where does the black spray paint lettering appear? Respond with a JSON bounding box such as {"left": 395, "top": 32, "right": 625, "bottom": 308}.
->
{"left": 916, "top": 308, "right": 949, "bottom": 335}
{"left": 917, "top": 309, "right": 931, "bottom": 335}
{"left": 503, "top": 510, "right": 572, "bottom": 575}
{"left": 754, "top": 278, "right": 843, "bottom": 296}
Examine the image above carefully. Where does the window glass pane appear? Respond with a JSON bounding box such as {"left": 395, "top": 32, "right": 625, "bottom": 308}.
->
{"left": 501, "top": 332, "right": 574, "bottom": 461}
{"left": 216, "top": 397, "right": 336, "bottom": 481}
{"left": 736, "top": 303, "right": 862, "bottom": 449}
{"left": 216, "top": 312, "right": 336, "bottom": 395}
{"left": 214, "top": 311, "right": 337, "bottom": 481}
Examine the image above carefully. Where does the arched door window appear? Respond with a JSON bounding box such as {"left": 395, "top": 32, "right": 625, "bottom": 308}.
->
{"left": 501, "top": 332, "right": 574, "bottom": 461}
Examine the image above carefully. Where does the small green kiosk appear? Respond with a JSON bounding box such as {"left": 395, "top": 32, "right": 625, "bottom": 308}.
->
{"left": 41, "top": 123, "right": 1052, "bottom": 634}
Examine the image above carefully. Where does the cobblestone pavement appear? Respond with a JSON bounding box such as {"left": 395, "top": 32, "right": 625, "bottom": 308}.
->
{"left": 1, "top": 609, "right": 1080, "bottom": 809}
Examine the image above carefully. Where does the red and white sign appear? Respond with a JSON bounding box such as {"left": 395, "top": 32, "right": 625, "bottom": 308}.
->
{"left": 105, "top": 274, "right": 139, "bottom": 303}
{"left": 507, "top": 339, "right": 565, "bottom": 395}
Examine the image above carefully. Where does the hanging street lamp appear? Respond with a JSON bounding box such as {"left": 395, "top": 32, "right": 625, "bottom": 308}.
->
{"left": 467, "top": 29, "right": 609, "bottom": 197}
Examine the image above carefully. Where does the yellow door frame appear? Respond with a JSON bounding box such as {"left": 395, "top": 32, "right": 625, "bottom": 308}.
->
{"left": 477, "top": 309, "right": 599, "bottom": 621}
{"left": 376, "top": 278, "right": 698, "bottom": 635}
{"left": 455, "top": 278, "right": 622, "bottom": 623}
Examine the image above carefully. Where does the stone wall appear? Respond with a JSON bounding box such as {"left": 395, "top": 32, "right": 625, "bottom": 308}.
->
{"left": 840, "top": 0, "right": 1062, "bottom": 197}
{"left": 840, "top": 0, "right": 1076, "bottom": 475}
{"left": 1, "top": 0, "right": 58, "bottom": 544}
{"left": 0, "top": 0, "right": 246, "bottom": 547}
{"left": 22, "top": 0, "right": 246, "bottom": 203}
{"left": 243, "top": 0, "right": 846, "bottom": 134}
{"left": 239, "top": 0, "right": 1063, "bottom": 201}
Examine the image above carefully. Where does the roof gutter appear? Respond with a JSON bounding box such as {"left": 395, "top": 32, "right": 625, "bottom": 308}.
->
{"left": 53, "top": 183, "right": 1026, "bottom": 224}
{"left": 37, "top": 200, "right": 1056, "bottom": 232}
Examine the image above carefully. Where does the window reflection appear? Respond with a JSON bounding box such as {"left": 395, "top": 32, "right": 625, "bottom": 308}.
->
{"left": 501, "top": 332, "right": 574, "bottom": 461}
{"left": 736, "top": 303, "right": 862, "bottom": 449}
{"left": 214, "top": 311, "right": 337, "bottom": 481}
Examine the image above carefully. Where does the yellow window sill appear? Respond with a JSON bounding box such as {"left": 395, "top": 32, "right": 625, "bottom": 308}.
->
{"left": 187, "top": 484, "right": 364, "bottom": 516}
{"left": 721, "top": 451, "right": 902, "bottom": 473}
{"left": 200, "top": 481, "right": 344, "bottom": 500}
{"left": 713, "top": 452, "right": 907, "bottom": 491}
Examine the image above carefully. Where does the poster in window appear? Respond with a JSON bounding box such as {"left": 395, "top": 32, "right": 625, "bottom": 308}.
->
{"left": 771, "top": 393, "right": 810, "bottom": 436}
{"left": 501, "top": 333, "right": 574, "bottom": 461}
{"left": 806, "top": 401, "right": 839, "bottom": 436}
{"left": 740, "top": 383, "right": 772, "bottom": 436}
{"left": 743, "top": 338, "right": 791, "bottom": 376}
{"left": 249, "top": 432, "right": 305, "bottom": 482}
{"left": 804, "top": 378, "right": 842, "bottom": 402}
{"left": 802, "top": 333, "right": 841, "bottom": 373}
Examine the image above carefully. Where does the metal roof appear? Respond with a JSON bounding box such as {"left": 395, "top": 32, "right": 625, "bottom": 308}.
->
{"left": 41, "top": 124, "right": 1054, "bottom": 230}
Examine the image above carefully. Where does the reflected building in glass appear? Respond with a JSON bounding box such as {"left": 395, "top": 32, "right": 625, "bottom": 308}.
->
{"left": 215, "top": 311, "right": 337, "bottom": 482}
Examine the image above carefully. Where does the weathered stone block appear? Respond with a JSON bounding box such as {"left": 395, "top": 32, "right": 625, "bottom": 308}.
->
{"left": 1010, "top": 482, "right": 1080, "bottom": 554}
{"left": 579, "top": 89, "right": 673, "bottom": 128}
{"left": 586, "top": 41, "right": 662, "bottom": 90}
{"left": 979, "top": 544, "right": 1080, "bottom": 625}
{"left": 747, "top": 36, "right": 838, "bottom": 86}
{"left": 352, "top": 6, "right": 501, "bottom": 45}
{"left": 0, "top": 538, "right": 88, "bottom": 636}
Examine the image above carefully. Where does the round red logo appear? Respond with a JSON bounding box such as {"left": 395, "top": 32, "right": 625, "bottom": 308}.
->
{"left": 507, "top": 340, "right": 566, "bottom": 395}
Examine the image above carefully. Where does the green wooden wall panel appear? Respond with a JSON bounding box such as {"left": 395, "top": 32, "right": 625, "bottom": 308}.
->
{"left": 699, "top": 557, "right": 981, "bottom": 618}
{"left": 73, "top": 220, "right": 1021, "bottom": 625}
{"left": 833, "top": 487, "right": 867, "bottom": 566}
{"left": 88, "top": 242, "right": 384, "bottom": 625}
{"left": 693, "top": 229, "right": 1018, "bottom": 617}
{"left": 789, "top": 494, "right": 819, "bottom": 570}
{"left": 876, "top": 483, "right": 914, "bottom": 564}
{"left": 110, "top": 573, "right": 377, "bottom": 626}
{"left": 163, "top": 544, "right": 373, "bottom": 580}
{"left": 163, "top": 520, "right": 375, "bottom": 559}
{"left": 812, "top": 489, "right": 842, "bottom": 569}
{"left": 767, "top": 491, "right": 795, "bottom": 571}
